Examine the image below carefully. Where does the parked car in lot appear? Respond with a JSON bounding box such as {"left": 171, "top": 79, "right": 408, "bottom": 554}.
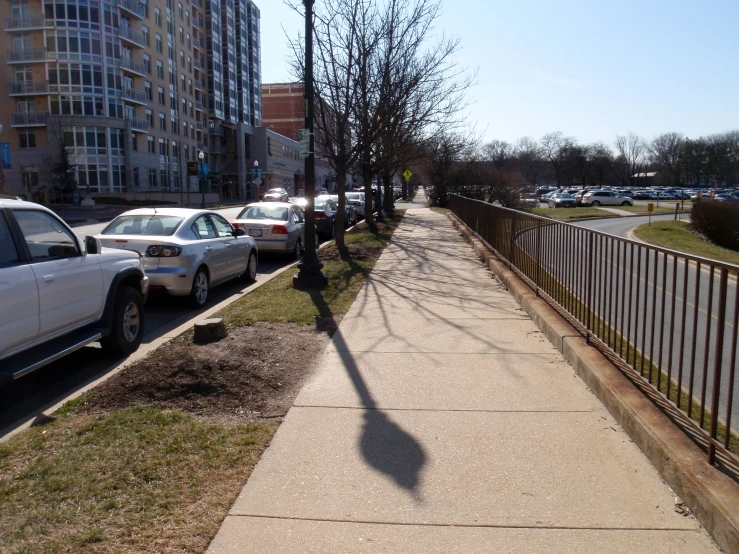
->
{"left": 713, "top": 193, "right": 739, "bottom": 202}
{"left": 313, "top": 196, "right": 339, "bottom": 239}
{"left": 231, "top": 202, "right": 307, "bottom": 259}
{"left": 547, "top": 192, "right": 577, "bottom": 208}
{"left": 632, "top": 191, "right": 657, "bottom": 200}
{"left": 346, "top": 192, "right": 366, "bottom": 218}
{"left": 98, "top": 208, "right": 257, "bottom": 308}
{"left": 0, "top": 199, "right": 149, "bottom": 384}
{"left": 262, "top": 188, "right": 290, "bottom": 202}
{"left": 520, "top": 194, "right": 539, "bottom": 207}
{"left": 581, "top": 190, "right": 633, "bottom": 206}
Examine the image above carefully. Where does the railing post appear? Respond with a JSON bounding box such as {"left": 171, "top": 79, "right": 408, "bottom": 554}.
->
{"left": 535, "top": 219, "right": 542, "bottom": 296}
{"left": 508, "top": 214, "right": 516, "bottom": 268}
{"left": 708, "top": 268, "right": 728, "bottom": 465}
{"left": 586, "top": 233, "right": 595, "bottom": 344}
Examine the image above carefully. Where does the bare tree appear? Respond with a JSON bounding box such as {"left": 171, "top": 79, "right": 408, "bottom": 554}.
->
{"left": 40, "top": 116, "right": 77, "bottom": 211}
{"left": 648, "top": 132, "right": 684, "bottom": 187}
{"left": 614, "top": 132, "right": 646, "bottom": 187}
{"left": 540, "top": 131, "right": 575, "bottom": 187}
{"left": 514, "top": 136, "right": 542, "bottom": 187}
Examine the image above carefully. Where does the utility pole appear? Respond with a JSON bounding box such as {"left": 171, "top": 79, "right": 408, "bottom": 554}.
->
{"left": 293, "top": 0, "right": 328, "bottom": 289}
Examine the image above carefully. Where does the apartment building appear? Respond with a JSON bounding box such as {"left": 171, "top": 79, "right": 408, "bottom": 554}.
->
{"left": 0, "top": 0, "right": 261, "bottom": 203}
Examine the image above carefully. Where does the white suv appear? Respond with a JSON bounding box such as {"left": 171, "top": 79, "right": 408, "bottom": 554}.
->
{"left": 581, "top": 191, "right": 633, "bottom": 207}
{"left": 0, "top": 200, "right": 149, "bottom": 384}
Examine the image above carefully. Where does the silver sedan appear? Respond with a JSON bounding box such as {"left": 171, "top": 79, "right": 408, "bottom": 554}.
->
{"left": 97, "top": 208, "right": 258, "bottom": 308}
{"left": 231, "top": 202, "right": 306, "bottom": 259}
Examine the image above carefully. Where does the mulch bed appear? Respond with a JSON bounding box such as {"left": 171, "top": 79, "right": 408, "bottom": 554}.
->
{"left": 78, "top": 323, "right": 329, "bottom": 422}
{"left": 318, "top": 242, "right": 381, "bottom": 263}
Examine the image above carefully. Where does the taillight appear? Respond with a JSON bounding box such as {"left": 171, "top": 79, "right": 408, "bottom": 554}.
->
{"left": 146, "top": 245, "right": 182, "bottom": 257}
{"left": 271, "top": 225, "right": 288, "bottom": 235}
{"left": 231, "top": 222, "right": 241, "bottom": 229}
{"left": 314, "top": 213, "right": 327, "bottom": 220}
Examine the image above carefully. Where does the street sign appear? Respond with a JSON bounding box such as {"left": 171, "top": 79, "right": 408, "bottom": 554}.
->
{"left": 647, "top": 203, "right": 654, "bottom": 212}
{"left": 187, "top": 161, "right": 198, "bottom": 176}
{"left": 254, "top": 177, "right": 262, "bottom": 187}
{"left": 402, "top": 169, "right": 412, "bottom": 181}
{"left": 298, "top": 129, "right": 311, "bottom": 159}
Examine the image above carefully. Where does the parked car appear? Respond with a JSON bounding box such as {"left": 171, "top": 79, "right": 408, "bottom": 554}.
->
{"left": 539, "top": 191, "right": 555, "bottom": 203}
{"left": 346, "top": 192, "right": 366, "bottom": 218}
{"left": 631, "top": 191, "right": 657, "bottom": 200}
{"left": 313, "top": 197, "right": 339, "bottom": 239}
{"left": 0, "top": 199, "right": 149, "bottom": 384}
{"left": 97, "top": 208, "right": 257, "bottom": 308}
{"left": 573, "top": 189, "right": 593, "bottom": 205}
{"left": 654, "top": 192, "right": 677, "bottom": 200}
{"left": 520, "top": 194, "right": 539, "bottom": 207}
{"left": 581, "top": 191, "right": 633, "bottom": 206}
{"left": 262, "top": 188, "right": 290, "bottom": 202}
{"left": 547, "top": 192, "right": 577, "bottom": 208}
{"left": 713, "top": 193, "right": 739, "bottom": 202}
{"left": 326, "top": 195, "right": 358, "bottom": 227}
{"left": 231, "top": 202, "right": 307, "bottom": 259}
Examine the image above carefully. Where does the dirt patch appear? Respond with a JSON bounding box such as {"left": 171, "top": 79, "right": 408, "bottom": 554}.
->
{"left": 346, "top": 220, "right": 395, "bottom": 235}
{"left": 78, "top": 323, "right": 329, "bottom": 422}
{"left": 318, "top": 242, "right": 382, "bottom": 263}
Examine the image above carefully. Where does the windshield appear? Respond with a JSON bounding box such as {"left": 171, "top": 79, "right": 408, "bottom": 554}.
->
{"left": 101, "top": 214, "right": 183, "bottom": 236}
{"left": 237, "top": 206, "right": 289, "bottom": 221}
{"left": 266, "top": 189, "right": 284, "bottom": 194}
{"left": 555, "top": 193, "right": 573, "bottom": 199}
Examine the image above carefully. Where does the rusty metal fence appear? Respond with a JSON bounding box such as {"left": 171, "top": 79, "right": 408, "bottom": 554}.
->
{"left": 449, "top": 194, "right": 739, "bottom": 467}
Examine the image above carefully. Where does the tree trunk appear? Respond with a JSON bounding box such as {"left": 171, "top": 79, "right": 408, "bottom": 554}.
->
{"left": 363, "top": 167, "right": 375, "bottom": 232}
{"left": 335, "top": 172, "right": 347, "bottom": 250}
{"left": 383, "top": 173, "right": 393, "bottom": 214}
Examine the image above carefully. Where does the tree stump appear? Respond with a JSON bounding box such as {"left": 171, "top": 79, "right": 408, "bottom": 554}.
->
{"left": 193, "top": 318, "right": 228, "bottom": 344}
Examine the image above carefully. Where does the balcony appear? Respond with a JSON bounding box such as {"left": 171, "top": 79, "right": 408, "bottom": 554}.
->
{"left": 194, "top": 79, "right": 202, "bottom": 91}
{"left": 4, "top": 14, "right": 54, "bottom": 31}
{"left": 208, "top": 125, "right": 225, "bottom": 137}
{"left": 193, "top": 58, "right": 202, "bottom": 71}
{"left": 115, "top": 26, "right": 145, "bottom": 48}
{"left": 193, "top": 35, "right": 204, "bottom": 51}
{"left": 192, "top": 14, "right": 202, "bottom": 29}
{"left": 192, "top": 0, "right": 202, "bottom": 10}
{"left": 119, "top": 56, "right": 148, "bottom": 76}
{"left": 114, "top": 0, "right": 146, "bottom": 19}
{"left": 7, "top": 47, "right": 56, "bottom": 64}
{"left": 197, "top": 141, "right": 204, "bottom": 151}
{"left": 195, "top": 100, "right": 203, "bottom": 111}
{"left": 196, "top": 121, "right": 203, "bottom": 131}
{"left": 9, "top": 80, "right": 51, "bottom": 95}
{"left": 11, "top": 112, "right": 48, "bottom": 127}
{"left": 127, "top": 116, "right": 149, "bottom": 133}
{"left": 122, "top": 87, "right": 147, "bottom": 105}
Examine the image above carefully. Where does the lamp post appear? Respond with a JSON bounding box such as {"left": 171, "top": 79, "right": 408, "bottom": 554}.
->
{"left": 198, "top": 151, "right": 205, "bottom": 208}
{"left": 253, "top": 159, "right": 259, "bottom": 201}
{"left": 293, "top": 0, "right": 327, "bottom": 289}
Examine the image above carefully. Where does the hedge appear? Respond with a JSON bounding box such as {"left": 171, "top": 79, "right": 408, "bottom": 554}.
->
{"left": 691, "top": 200, "right": 739, "bottom": 252}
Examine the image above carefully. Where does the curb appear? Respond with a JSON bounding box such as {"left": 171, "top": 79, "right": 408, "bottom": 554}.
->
{"left": 447, "top": 212, "right": 739, "bottom": 554}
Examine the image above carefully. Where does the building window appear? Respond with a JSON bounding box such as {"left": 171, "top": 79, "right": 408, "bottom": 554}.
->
{"left": 160, "top": 168, "right": 168, "bottom": 189}
{"left": 155, "top": 7, "right": 161, "bottom": 26}
{"left": 20, "top": 166, "right": 39, "bottom": 193}
{"left": 149, "top": 168, "right": 157, "bottom": 188}
{"left": 159, "top": 112, "right": 166, "bottom": 130}
{"left": 179, "top": 26, "right": 184, "bottom": 44}
{"left": 144, "top": 81, "right": 152, "bottom": 101}
{"left": 143, "top": 53, "right": 151, "bottom": 73}
{"left": 180, "top": 50, "right": 185, "bottom": 68}
{"left": 19, "top": 129, "right": 36, "bottom": 148}
{"left": 155, "top": 33, "right": 162, "bottom": 53}
{"left": 178, "top": 3, "right": 183, "bottom": 19}
{"left": 157, "top": 86, "right": 164, "bottom": 105}
{"left": 147, "top": 135, "right": 155, "bottom": 153}
{"left": 142, "top": 25, "right": 149, "bottom": 46}
{"left": 133, "top": 167, "right": 140, "bottom": 188}
{"left": 157, "top": 60, "right": 164, "bottom": 79}
{"left": 171, "top": 117, "right": 177, "bottom": 133}
{"left": 146, "top": 108, "right": 154, "bottom": 127}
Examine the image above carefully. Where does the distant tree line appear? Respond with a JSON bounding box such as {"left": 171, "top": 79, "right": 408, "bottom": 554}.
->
{"left": 421, "top": 129, "right": 739, "bottom": 208}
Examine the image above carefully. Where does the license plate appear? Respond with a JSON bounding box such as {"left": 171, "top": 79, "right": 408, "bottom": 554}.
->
{"left": 248, "top": 229, "right": 262, "bottom": 237}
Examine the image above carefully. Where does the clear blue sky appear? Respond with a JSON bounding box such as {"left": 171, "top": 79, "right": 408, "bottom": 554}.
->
{"left": 259, "top": 0, "right": 739, "bottom": 146}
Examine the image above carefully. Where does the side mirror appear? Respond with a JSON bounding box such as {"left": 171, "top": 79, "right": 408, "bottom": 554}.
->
{"left": 85, "top": 236, "right": 102, "bottom": 254}
{"left": 233, "top": 228, "right": 245, "bottom": 236}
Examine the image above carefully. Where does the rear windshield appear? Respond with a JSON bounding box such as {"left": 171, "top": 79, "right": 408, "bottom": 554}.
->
{"left": 237, "top": 206, "right": 288, "bottom": 221}
{"left": 314, "top": 201, "right": 326, "bottom": 210}
{"left": 554, "top": 193, "right": 573, "bottom": 199}
{"left": 101, "top": 215, "right": 183, "bottom": 236}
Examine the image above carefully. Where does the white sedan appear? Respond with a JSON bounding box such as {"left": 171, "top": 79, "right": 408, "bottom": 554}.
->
{"left": 231, "top": 202, "right": 306, "bottom": 259}
{"left": 97, "top": 208, "right": 258, "bottom": 308}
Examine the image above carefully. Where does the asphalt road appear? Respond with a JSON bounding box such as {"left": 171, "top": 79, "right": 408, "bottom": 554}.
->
{"left": 0, "top": 205, "right": 297, "bottom": 439}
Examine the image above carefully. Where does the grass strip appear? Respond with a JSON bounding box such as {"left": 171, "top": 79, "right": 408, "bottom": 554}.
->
{"left": 532, "top": 207, "right": 621, "bottom": 221}
{"left": 633, "top": 220, "right": 739, "bottom": 268}
{"left": 0, "top": 212, "right": 405, "bottom": 553}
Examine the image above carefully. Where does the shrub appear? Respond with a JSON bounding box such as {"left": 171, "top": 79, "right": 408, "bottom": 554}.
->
{"left": 691, "top": 200, "right": 739, "bottom": 252}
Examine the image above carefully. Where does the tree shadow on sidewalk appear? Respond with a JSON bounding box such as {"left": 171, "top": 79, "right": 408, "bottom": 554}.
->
{"left": 307, "top": 263, "right": 427, "bottom": 502}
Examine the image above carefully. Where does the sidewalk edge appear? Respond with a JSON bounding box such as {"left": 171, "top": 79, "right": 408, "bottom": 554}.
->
{"left": 447, "top": 212, "right": 739, "bottom": 554}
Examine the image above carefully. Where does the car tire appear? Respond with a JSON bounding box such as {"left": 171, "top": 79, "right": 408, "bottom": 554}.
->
{"left": 592, "top": 201, "right": 600, "bottom": 206}
{"left": 100, "top": 286, "right": 145, "bottom": 356}
{"left": 242, "top": 251, "right": 257, "bottom": 282}
{"left": 621, "top": 201, "right": 630, "bottom": 206}
{"left": 294, "top": 239, "right": 302, "bottom": 260}
{"left": 190, "top": 268, "right": 209, "bottom": 308}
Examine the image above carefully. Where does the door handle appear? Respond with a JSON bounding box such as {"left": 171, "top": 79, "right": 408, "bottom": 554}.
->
{"left": 44, "top": 274, "right": 55, "bottom": 283}
{"left": 205, "top": 246, "right": 213, "bottom": 252}
{"left": 225, "top": 242, "right": 232, "bottom": 247}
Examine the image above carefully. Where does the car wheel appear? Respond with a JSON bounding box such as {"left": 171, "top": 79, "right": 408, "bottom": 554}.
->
{"left": 242, "top": 251, "right": 257, "bottom": 282}
{"left": 100, "top": 286, "right": 145, "bottom": 356}
{"left": 190, "top": 268, "right": 209, "bottom": 308}
{"left": 621, "top": 201, "right": 630, "bottom": 206}
{"left": 592, "top": 201, "right": 600, "bottom": 206}
{"left": 330, "top": 221, "right": 336, "bottom": 239}
{"left": 294, "top": 239, "right": 302, "bottom": 260}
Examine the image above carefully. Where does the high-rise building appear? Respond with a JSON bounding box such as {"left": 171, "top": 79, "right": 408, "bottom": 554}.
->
{"left": 0, "top": 0, "right": 261, "bottom": 203}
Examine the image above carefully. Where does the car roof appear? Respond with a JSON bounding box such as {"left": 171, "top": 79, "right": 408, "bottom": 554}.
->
{"left": 242, "top": 201, "right": 293, "bottom": 208}
{"left": 117, "top": 207, "right": 211, "bottom": 217}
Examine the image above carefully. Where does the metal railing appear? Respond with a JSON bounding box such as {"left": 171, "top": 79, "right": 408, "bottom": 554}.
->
{"left": 9, "top": 80, "right": 50, "bottom": 95}
{"left": 4, "top": 14, "right": 54, "bottom": 31}
{"left": 122, "top": 87, "right": 147, "bottom": 104}
{"left": 115, "top": 25, "right": 145, "bottom": 47}
{"left": 449, "top": 194, "right": 739, "bottom": 466}
{"left": 119, "top": 56, "right": 147, "bottom": 75}
{"left": 11, "top": 112, "right": 48, "bottom": 126}
{"left": 195, "top": 100, "right": 203, "bottom": 111}
{"left": 127, "top": 116, "right": 149, "bottom": 132}
{"left": 114, "top": 0, "right": 146, "bottom": 19}
{"left": 6, "top": 47, "right": 55, "bottom": 63}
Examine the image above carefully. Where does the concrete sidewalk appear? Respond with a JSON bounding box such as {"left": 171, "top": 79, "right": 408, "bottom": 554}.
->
{"left": 208, "top": 200, "right": 719, "bottom": 553}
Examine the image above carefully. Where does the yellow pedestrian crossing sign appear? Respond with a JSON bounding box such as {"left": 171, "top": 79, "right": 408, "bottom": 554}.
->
{"left": 402, "top": 169, "right": 413, "bottom": 181}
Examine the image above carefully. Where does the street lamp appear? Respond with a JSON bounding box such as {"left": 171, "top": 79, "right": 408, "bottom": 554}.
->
{"left": 198, "top": 151, "right": 205, "bottom": 208}
{"left": 293, "top": 0, "right": 327, "bottom": 289}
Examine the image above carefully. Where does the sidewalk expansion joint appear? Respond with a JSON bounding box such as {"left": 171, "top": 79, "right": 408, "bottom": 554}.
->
{"left": 228, "top": 515, "right": 699, "bottom": 533}
{"left": 330, "top": 350, "right": 561, "bottom": 355}
{"left": 292, "top": 405, "right": 597, "bottom": 414}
